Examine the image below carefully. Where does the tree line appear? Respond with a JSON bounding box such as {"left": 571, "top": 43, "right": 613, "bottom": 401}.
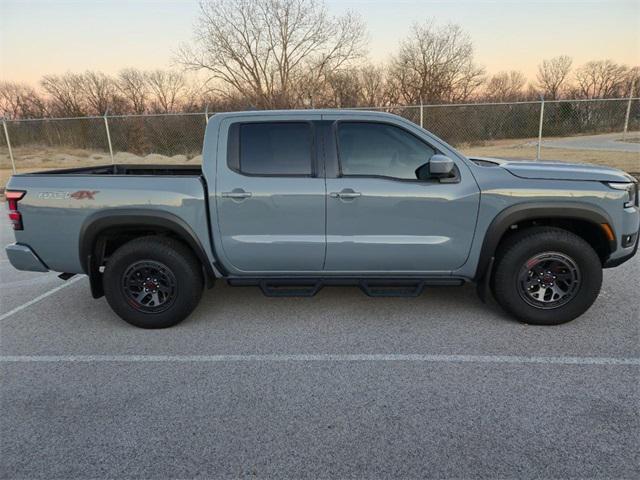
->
{"left": 1, "top": 0, "right": 638, "bottom": 119}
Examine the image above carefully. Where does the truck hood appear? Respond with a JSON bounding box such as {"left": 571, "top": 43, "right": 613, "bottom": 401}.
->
{"left": 470, "top": 157, "right": 635, "bottom": 183}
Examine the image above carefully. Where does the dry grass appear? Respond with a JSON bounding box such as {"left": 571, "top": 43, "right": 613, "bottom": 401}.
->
{"left": 0, "top": 146, "right": 202, "bottom": 170}
{"left": 458, "top": 137, "right": 639, "bottom": 173}
{"left": 0, "top": 146, "right": 202, "bottom": 188}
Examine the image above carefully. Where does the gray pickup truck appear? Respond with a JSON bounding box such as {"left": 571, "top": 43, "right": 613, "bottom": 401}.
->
{"left": 5, "top": 110, "right": 639, "bottom": 328}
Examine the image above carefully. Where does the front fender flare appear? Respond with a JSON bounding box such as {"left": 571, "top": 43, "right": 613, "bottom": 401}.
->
{"left": 474, "top": 202, "right": 614, "bottom": 281}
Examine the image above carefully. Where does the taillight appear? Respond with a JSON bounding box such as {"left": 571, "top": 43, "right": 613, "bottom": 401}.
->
{"left": 6, "top": 190, "right": 26, "bottom": 230}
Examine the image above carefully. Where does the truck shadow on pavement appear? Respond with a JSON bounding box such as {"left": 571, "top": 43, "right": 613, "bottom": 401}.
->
{"left": 194, "top": 281, "right": 515, "bottom": 327}
{"left": 2, "top": 268, "right": 636, "bottom": 358}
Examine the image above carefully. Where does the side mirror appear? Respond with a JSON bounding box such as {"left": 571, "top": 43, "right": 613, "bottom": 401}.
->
{"left": 428, "top": 154, "right": 455, "bottom": 178}
{"left": 415, "top": 162, "right": 431, "bottom": 180}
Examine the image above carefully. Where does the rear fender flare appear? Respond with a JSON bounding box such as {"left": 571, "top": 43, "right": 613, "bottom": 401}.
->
{"left": 79, "top": 209, "right": 220, "bottom": 291}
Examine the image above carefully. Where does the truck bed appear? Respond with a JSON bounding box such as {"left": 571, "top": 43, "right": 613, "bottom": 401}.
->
{"left": 6, "top": 165, "right": 212, "bottom": 274}
{"left": 20, "top": 164, "right": 203, "bottom": 177}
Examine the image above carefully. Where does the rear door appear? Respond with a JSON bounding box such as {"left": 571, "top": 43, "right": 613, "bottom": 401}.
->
{"left": 214, "top": 115, "right": 326, "bottom": 274}
{"left": 322, "top": 117, "right": 480, "bottom": 273}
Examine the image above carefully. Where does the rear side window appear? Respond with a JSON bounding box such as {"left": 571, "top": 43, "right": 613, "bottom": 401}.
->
{"left": 337, "top": 122, "right": 436, "bottom": 180}
{"left": 228, "top": 122, "right": 312, "bottom": 176}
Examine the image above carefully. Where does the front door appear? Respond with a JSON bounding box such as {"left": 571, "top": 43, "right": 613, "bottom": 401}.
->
{"left": 215, "top": 116, "right": 326, "bottom": 273}
{"left": 323, "top": 119, "right": 480, "bottom": 273}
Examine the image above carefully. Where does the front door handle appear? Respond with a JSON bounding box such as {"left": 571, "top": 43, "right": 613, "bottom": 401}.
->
{"left": 222, "top": 189, "right": 252, "bottom": 200}
{"left": 330, "top": 189, "right": 361, "bottom": 199}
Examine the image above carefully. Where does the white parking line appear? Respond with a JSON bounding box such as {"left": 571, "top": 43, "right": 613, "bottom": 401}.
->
{"left": 0, "top": 275, "right": 84, "bottom": 321}
{"left": 1, "top": 354, "right": 638, "bottom": 365}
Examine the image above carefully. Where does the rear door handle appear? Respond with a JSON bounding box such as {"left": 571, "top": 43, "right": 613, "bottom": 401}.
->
{"left": 330, "top": 190, "right": 361, "bottom": 199}
{"left": 222, "top": 189, "right": 252, "bottom": 199}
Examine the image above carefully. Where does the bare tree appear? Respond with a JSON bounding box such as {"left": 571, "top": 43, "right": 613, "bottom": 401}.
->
{"left": 522, "top": 83, "right": 543, "bottom": 101}
{"left": 626, "top": 66, "right": 640, "bottom": 97}
{"left": 387, "top": 21, "right": 485, "bottom": 104}
{"left": 484, "top": 71, "right": 526, "bottom": 101}
{"left": 536, "top": 55, "right": 572, "bottom": 99}
{"left": 324, "top": 68, "right": 364, "bottom": 107}
{"left": 118, "top": 68, "right": 150, "bottom": 114}
{"left": 359, "top": 64, "right": 388, "bottom": 106}
{"left": 40, "top": 73, "right": 87, "bottom": 116}
{"left": 575, "top": 60, "right": 629, "bottom": 99}
{"left": 180, "top": 81, "right": 210, "bottom": 112}
{"left": 0, "top": 81, "right": 48, "bottom": 119}
{"left": 78, "top": 71, "right": 118, "bottom": 115}
{"left": 145, "top": 70, "right": 189, "bottom": 113}
{"left": 178, "top": 0, "right": 366, "bottom": 108}
{"left": 0, "top": 82, "right": 24, "bottom": 119}
{"left": 452, "top": 61, "right": 486, "bottom": 102}
{"left": 296, "top": 64, "right": 386, "bottom": 108}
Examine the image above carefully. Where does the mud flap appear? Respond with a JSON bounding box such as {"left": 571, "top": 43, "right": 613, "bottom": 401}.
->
{"left": 476, "top": 256, "right": 495, "bottom": 303}
{"left": 87, "top": 254, "right": 104, "bottom": 298}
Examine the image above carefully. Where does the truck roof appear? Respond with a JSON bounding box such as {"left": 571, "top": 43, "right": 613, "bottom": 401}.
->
{"left": 212, "top": 109, "right": 404, "bottom": 120}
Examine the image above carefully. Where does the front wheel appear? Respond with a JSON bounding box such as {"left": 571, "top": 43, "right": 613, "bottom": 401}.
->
{"left": 103, "top": 236, "right": 204, "bottom": 328}
{"left": 492, "top": 227, "right": 603, "bottom": 325}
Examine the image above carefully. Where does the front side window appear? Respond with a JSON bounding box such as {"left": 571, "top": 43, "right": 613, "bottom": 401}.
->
{"left": 234, "top": 122, "right": 312, "bottom": 176}
{"left": 337, "top": 122, "right": 436, "bottom": 180}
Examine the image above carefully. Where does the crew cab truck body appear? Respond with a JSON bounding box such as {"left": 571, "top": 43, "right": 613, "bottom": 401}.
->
{"left": 5, "top": 110, "right": 639, "bottom": 328}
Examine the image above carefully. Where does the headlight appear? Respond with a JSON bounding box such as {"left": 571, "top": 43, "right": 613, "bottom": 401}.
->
{"left": 607, "top": 182, "right": 638, "bottom": 208}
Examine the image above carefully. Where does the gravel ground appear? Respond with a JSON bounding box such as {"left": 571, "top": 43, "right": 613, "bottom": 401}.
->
{"left": 1, "top": 205, "right": 639, "bottom": 479}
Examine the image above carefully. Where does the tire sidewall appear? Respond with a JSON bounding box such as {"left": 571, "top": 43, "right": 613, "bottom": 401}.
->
{"left": 494, "top": 230, "right": 602, "bottom": 325}
{"left": 104, "top": 239, "right": 203, "bottom": 328}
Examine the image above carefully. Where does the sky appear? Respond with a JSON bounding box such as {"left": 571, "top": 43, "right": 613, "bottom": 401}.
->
{"left": 1, "top": 0, "right": 639, "bottom": 85}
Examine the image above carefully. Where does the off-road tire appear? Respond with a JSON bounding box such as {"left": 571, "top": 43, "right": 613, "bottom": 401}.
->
{"left": 103, "top": 236, "right": 204, "bottom": 328}
{"left": 492, "top": 227, "right": 602, "bottom": 325}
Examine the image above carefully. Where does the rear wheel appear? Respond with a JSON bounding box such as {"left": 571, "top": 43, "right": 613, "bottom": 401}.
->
{"left": 103, "top": 236, "right": 204, "bottom": 328}
{"left": 492, "top": 227, "right": 602, "bottom": 325}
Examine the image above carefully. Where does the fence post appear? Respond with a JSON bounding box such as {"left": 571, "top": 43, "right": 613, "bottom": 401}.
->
{"left": 419, "top": 98, "right": 424, "bottom": 128}
{"left": 2, "top": 118, "right": 16, "bottom": 174}
{"left": 622, "top": 79, "right": 635, "bottom": 140}
{"left": 536, "top": 97, "right": 545, "bottom": 161}
{"left": 204, "top": 104, "right": 209, "bottom": 125}
{"left": 103, "top": 111, "right": 114, "bottom": 163}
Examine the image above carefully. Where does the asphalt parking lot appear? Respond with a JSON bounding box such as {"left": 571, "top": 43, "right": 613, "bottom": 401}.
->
{"left": 1, "top": 204, "right": 639, "bottom": 479}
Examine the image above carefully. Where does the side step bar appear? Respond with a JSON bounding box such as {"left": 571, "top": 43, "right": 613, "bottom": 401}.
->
{"left": 227, "top": 277, "right": 466, "bottom": 298}
{"left": 259, "top": 279, "right": 322, "bottom": 297}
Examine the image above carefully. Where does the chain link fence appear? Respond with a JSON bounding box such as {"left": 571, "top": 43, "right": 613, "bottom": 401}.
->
{"left": 106, "top": 113, "right": 206, "bottom": 162}
{"left": 2, "top": 98, "right": 639, "bottom": 188}
{"left": 355, "top": 98, "right": 639, "bottom": 174}
{"left": 5, "top": 116, "right": 110, "bottom": 156}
